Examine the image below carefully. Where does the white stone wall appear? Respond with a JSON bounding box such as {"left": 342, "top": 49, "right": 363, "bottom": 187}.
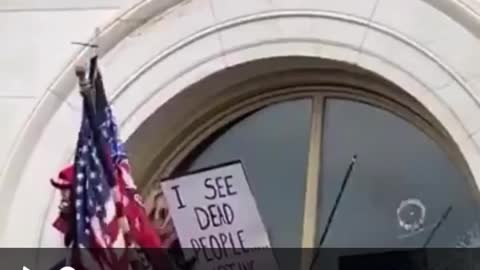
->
{"left": 2, "top": 0, "right": 480, "bottom": 252}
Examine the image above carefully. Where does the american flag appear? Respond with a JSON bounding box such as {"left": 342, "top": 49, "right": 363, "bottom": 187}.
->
{"left": 71, "top": 94, "right": 129, "bottom": 270}
{"left": 68, "top": 56, "right": 164, "bottom": 270}
{"left": 87, "top": 56, "right": 164, "bottom": 248}
{"left": 88, "top": 56, "right": 128, "bottom": 167}
{"left": 88, "top": 56, "right": 136, "bottom": 191}
{"left": 70, "top": 56, "right": 131, "bottom": 270}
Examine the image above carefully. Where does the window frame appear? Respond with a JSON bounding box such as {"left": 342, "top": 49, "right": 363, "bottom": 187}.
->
{"left": 147, "top": 84, "right": 473, "bottom": 246}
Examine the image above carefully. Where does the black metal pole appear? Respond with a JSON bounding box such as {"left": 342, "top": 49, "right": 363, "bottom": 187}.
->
{"left": 422, "top": 205, "right": 452, "bottom": 248}
{"left": 309, "top": 154, "right": 358, "bottom": 270}
{"left": 75, "top": 65, "right": 116, "bottom": 188}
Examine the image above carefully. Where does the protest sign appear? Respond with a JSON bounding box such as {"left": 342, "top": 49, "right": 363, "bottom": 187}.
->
{"left": 161, "top": 161, "right": 278, "bottom": 270}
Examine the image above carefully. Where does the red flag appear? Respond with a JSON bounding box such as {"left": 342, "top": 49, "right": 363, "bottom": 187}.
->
{"left": 116, "top": 162, "right": 165, "bottom": 248}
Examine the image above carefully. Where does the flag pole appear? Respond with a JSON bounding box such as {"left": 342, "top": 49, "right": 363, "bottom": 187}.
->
{"left": 65, "top": 65, "right": 97, "bottom": 263}
{"left": 309, "top": 154, "right": 358, "bottom": 270}
{"left": 75, "top": 65, "right": 116, "bottom": 187}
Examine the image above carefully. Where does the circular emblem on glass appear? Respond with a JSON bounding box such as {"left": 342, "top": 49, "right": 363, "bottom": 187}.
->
{"left": 397, "top": 198, "right": 426, "bottom": 232}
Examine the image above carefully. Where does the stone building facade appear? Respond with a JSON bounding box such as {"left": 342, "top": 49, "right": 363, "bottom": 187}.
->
{"left": 2, "top": 0, "right": 480, "bottom": 256}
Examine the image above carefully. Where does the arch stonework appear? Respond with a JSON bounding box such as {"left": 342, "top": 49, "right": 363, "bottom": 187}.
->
{"left": 2, "top": 0, "right": 480, "bottom": 249}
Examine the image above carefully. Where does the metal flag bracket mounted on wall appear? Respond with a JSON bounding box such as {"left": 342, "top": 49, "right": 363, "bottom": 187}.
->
{"left": 71, "top": 28, "right": 101, "bottom": 52}
{"left": 71, "top": 42, "right": 98, "bottom": 48}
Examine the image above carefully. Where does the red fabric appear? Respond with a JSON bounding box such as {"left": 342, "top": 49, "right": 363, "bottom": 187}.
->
{"left": 125, "top": 198, "right": 163, "bottom": 248}
{"left": 53, "top": 215, "right": 69, "bottom": 234}
{"left": 50, "top": 179, "right": 71, "bottom": 190}
{"left": 116, "top": 166, "right": 164, "bottom": 248}
{"left": 51, "top": 165, "right": 75, "bottom": 189}
{"left": 59, "top": 165, "right": 75, "bottom": 181}
{"left": 51, "top": 164, "right": 74, "bottom": 234}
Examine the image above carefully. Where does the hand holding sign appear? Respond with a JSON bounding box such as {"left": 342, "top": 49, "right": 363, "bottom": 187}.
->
{"left": 161, "top": 162, "right": 278, "bottom": 270}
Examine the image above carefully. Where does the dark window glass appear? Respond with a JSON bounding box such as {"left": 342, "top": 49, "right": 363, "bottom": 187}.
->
{"left": 179, "top": 99, "right": 313, "bottom": 248}
{"left": 317, "top": 98, "right": 480, "bottom": 249}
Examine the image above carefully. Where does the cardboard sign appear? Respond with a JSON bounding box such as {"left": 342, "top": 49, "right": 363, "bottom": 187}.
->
{"left": 161, "top": 161, "right": 278, "bottom": 270}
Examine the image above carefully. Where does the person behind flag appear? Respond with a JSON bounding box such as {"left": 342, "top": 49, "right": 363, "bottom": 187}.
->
{"left": 148, "top": 188, "right": 177, "bottom": 247}
{"left": 51, "top": 165, "right": 75, "bottom": 247}
{"left": 147, "top": 187, "right": 196, "bottom": 270}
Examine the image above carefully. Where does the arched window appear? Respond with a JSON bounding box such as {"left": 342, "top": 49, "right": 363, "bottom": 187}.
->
{"left": 173, "top": 93, "right": 480, "bottom": 251}
{"left": 133, "top": 58, "right": 480, "bottom": 269}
